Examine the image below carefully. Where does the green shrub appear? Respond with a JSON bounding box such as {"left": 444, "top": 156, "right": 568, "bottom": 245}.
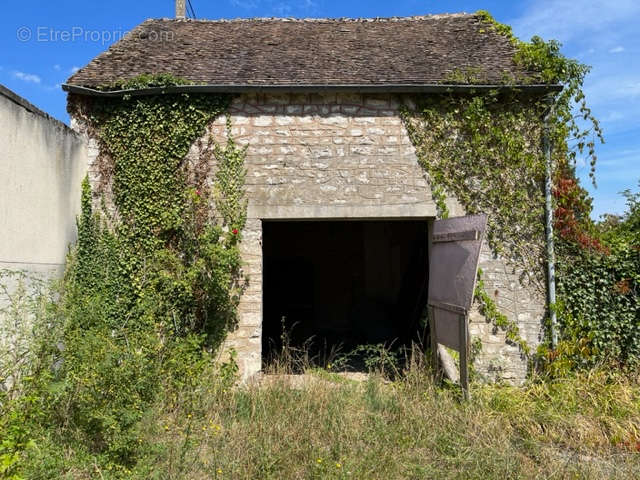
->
{"left": 1, "top": 83, "right": 247, "bottom": 476}
{"left": 550, "top": 182, "right": 640, "bottom": 371}
{"left": 557, "top": 242, "right": 639, "bottom": 365}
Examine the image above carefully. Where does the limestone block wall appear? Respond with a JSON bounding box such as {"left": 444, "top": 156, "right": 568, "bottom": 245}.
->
{"left": 200, "top": 93, "right": 433, "bottom": 378}
{"left": 203, "top": 92, "right": 545, "bottom": 383}
{"left": 75, "top": 91, "right": 545, "bottom": 384}
{"left": 469, "top": 242, "right": 545, "bottom": 382}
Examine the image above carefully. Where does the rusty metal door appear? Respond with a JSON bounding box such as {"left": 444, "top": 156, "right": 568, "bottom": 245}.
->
{"left": 427, "top": 214, "right": 487, "bottom": 399}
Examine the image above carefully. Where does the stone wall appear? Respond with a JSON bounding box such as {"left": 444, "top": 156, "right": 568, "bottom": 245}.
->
{"left": 203, "top": 92, "right": 545, "bottom": 383}
{"left": 76, "top": 91, "right": 545, "bottom": 384}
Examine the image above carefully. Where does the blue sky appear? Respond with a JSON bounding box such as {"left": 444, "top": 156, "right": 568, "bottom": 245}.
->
{"left": 1, "top": 1, "right": 637, "bottom": 218}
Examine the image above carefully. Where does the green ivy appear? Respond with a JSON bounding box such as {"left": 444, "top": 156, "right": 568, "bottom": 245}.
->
{"left": 553, "top": 233, "right": 640, "bottom": 369}
{"left": 475, "top": 10, "right": 517, "bottom": 40}
{"left": 478, "top": 11, "right": 603, "bottom": 184}
{"left": 401, "top": 11, "right": 605, "bottom": 364}
{"left": 68, "top": 85, "right": 239, "bottom": 334}
{"left": 59, "top": 75, "right": 247, "bottom": 467}
{"left": 97, "top": 72, "right": 193, "bottom": 91}
{"left": 213, "top": 114, "right": 248, "bottom": 232}
{"left": 400, "top": 93, "right": 548, "bottom": 285}
{"left": 475, "top": 270, "right": 530, "bottom": 355}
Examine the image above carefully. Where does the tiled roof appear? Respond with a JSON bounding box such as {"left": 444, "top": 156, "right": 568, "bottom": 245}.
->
{"left": 66, "top": 14, "right": 541, "bottom": 89}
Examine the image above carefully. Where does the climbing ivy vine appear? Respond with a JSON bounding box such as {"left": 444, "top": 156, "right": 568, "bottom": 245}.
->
{"left": 213, "top": 114, "right": 249, "bottom": 233}
{"left": 60, "top": 77, "right": 247, "bottom": 464}
{"left": 474, "top": 270, "right": 530, "bottom": 355}
{"left": 401, "top": 93, "right": 548, "bottom": 287}
{"left": 400, "top": 11, "right": 604, "bottom": 354}
{"left": 68, "top": 81, "right": 247, "bottom": 339}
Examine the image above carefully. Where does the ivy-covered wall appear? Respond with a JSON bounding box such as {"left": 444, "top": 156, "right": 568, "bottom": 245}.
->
{"left": 69, "top": 89, "right": 551, "bottom": 384}
{"left": 183, "top": 92, "right": 545, "bottom": 383}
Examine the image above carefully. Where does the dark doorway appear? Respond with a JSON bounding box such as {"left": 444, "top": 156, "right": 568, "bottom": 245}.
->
{"left": 262, "top": 220, "right": 429, "bottom": 368}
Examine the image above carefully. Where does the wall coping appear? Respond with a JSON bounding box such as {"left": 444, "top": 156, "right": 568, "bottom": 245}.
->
{"left": 0, "top": 83, "right": 77, "bottom": 135}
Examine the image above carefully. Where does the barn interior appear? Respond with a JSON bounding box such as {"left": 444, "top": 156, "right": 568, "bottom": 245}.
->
{"left": 262, "top": 220, "right": 430, "bottom": 370}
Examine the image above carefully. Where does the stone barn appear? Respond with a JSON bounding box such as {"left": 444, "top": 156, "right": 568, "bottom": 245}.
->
{"left": 64, "top": 14, "right": 557, "bottom": 383}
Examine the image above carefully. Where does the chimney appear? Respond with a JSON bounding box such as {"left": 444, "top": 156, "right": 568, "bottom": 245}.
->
{"left": 175, "top": 0, "right": 186, "bottom": 19}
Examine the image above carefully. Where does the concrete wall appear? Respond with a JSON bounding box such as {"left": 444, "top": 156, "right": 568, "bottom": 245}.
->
{"left": 0, "top": 85, "right": 87, "bottom": 280}
{"left": 76, "top": 92, "right": 545, "bottom": 384}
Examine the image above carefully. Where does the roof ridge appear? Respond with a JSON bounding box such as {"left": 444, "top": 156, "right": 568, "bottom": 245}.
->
{"left": 144, "top": 13, "right": 475, "bottom": 24}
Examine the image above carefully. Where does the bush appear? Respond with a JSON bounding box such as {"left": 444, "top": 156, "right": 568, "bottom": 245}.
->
{"left": 552, "top": 181, "right": 640, "bottom": 370}
{"left": 0, "top": 272, "right": 60, "bottom": 480}
{"left": 1, "top": 88, "right": 246, "bottom": 477}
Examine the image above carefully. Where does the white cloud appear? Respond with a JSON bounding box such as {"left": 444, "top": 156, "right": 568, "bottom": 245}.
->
{"left": 511, "top": 0, "right": 640, "bottom": 43}
{"left": 597, "top": 148, "right": 640, "bottom": 168}
{"left": 626, "top": 82, "right": 640, "bottom": 97}
{"left": 12, "top": 71, "right": 41, "bottom": 84}
{"left": 53, "top": 64, "right": 61, "bottom": 71}
{"left": 602, "top": 111, "right": 623, "bottom": 123}
{"left": 584, "top": 76, "right": 640, "bottom": 104}
{"left": 272, "top": 2, "right": 292, "bottom": 15}
{"left": 590, "top": 193, "right": 628, "bottom": 217}
{"left": 44, "top": 83, "right": 62, "bottom": 92}
{"left": 70, "top": 66, "right": 80, "bottom": 74}
{"left": 510, "top": 2, "right": 640, "bottom": 218}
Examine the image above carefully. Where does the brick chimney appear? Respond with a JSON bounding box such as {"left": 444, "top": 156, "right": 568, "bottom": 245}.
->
{"left": 175, "top": 0, "right": 186, "bottom": 19}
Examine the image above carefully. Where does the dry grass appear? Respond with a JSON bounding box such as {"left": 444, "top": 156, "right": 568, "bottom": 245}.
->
{"left": 106, "top": 363, "right": 640, "bottom": 480}
{"left": 17, "top": 343, "right": 640, "bottom": 479}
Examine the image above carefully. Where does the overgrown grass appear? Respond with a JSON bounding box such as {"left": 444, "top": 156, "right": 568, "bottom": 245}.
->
{"left": 13, "top": 362, "right": 640, "bottom": 479}
{"left": 3, "top": 277, "right": 639, "bottom": 479}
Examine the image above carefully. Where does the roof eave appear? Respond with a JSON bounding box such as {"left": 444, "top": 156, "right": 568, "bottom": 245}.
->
{"left": 62, "top": 83, "right": 563, "bottom": 97}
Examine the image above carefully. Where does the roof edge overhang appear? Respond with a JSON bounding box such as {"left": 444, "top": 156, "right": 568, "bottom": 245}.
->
{"left": 62, "top": 83, "right": 563, "bottom": 97}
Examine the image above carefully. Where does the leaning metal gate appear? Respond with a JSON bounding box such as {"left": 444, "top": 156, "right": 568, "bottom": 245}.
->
{"left": 427, "top": 214, "right": 488, "bottom": 399}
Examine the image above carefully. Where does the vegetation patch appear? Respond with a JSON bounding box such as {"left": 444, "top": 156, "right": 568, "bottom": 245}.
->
{"left": 0, "top": 75, "right": 250, "bottom": 477}
{"left": 9, "top": 351, "right": 640, "bottom": 479}
{"left": 400, "top": 11, "right": 629, "bottom": 370}
{"left": 548, "top": 184, "right": 640, "bottom": 372}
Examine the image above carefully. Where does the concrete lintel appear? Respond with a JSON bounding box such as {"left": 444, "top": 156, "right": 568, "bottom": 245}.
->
{"left": 248, "top": 202, "right": 437, "bottom": 220}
